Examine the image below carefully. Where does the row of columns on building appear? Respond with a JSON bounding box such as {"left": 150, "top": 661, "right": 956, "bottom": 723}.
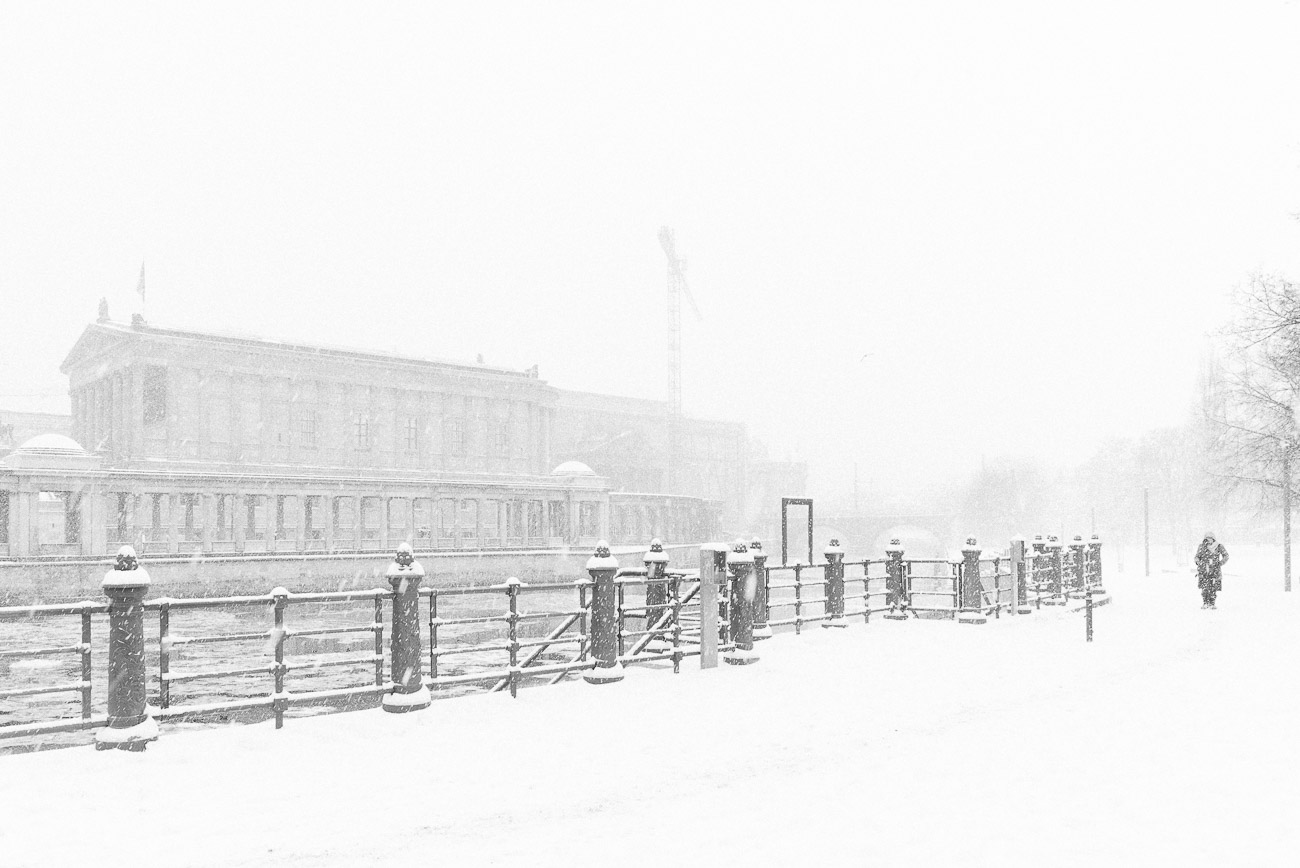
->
{"left": 93, "top": 533, "right": 1105, "bottom": 751}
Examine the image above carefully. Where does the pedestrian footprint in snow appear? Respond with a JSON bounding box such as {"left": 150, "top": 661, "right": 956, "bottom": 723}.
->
{"left": 1195, "top": 531, "right": 1229, "bottom": 610}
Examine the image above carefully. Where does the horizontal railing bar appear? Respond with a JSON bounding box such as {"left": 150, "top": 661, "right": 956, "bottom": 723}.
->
{"left": 285, "top": 625, "right": 380, "bottom": 639}
{"left": 0, "top": 602, "right": 109, "bottom": 618}
{"left": 514, "top": 660, "right": 599, "bottom": 678}
{"left": 0, "top": 644, "right": 86, "bottom": 659}
{"left": 166, "top": 631, "right": 268, "bottom": 646}
{"left": 515, "top": 610, "right": 586, "bottom": 622}
{"left": 431, "top": 643, "right": 511, "bottom": 658}
{"left": 0, "top": 715, "right": 107, "bottom": 739}
{"left": 154, "top": 697, "right": 274, "bottom": 719}
{"left": 283, "top": 590, "right": 391, "bottom": 603}
{"left": 285, "top": 655, "right": 383, "bottom": 672}
{"left": 0, "top": 681, "right": 89, "bottom": 699}
{"left": 428, "top": 614, "right": 508, "bottom": 627}
{"left": 425, "top": 670, "right": 512, "bottom": 687}
{"left": 145, "top": 596, "right": 274, "bottom": 611}
{"left": 162, "top": 664, "right": 275, "bottom": 683}
{"left": 515, "top": 635, "right": 582, "bottom": 651}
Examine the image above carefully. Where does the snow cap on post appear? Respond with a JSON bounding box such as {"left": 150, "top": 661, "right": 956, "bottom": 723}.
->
{"left": 1045, "top": 534, "right": 1062, "bottom": 548}
{"left": 727, "top": 538, "right": 754, "bottom": 566}
{"left": 749, "top": 538, "right": 763, "bottom": 551}
{"left": 587, "top": 540, "right": 618, "bottom": 571}
{"left": 387, "top": 542, "right": 425, "bottom": 578}
{"left": 1090, "top": 533, "right": 1102, "bottom": 543}
{"left": 962, "top": 536, "right": 981, "bottom": 554}
{"left": 643, "top": 537, "right": 669, "bottom": 564}
{"left": 823, "top": 538, "right": 844, "bottom": 558}
{"left": 103, "top": 545, "right": 150, "bottom": 588}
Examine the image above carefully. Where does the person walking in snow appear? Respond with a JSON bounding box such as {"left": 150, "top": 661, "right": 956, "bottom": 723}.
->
{"left": 1195, "top": 531, "right": 1229, "bottom": 609}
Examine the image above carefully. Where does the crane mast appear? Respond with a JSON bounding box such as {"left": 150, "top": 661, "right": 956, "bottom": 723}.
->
{"left": 658, "top": 227, "right": 686, "bottom": 492}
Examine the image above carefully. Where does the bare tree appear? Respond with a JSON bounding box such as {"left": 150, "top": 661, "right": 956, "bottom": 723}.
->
{"left": 1205, "top": 273, "right": 1300, "bottom": 590}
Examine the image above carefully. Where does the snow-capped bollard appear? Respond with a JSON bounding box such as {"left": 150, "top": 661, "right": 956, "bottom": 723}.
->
{"left": 1069, "top": 536, "right": 1087, "bottom": 598}
{"left": 383, "top": 543, "right": 431, "bottom": 712}
{"left": 958, "top": 537, "right": 987, "bottom": 625}
{"left": 724, "top": 540, "right": 759, "bottom": 665}
{"left": 643, "top": 538, "right": 670, "bottom": 650}
{"left": 750, "top": 538, "right": 773, "bottom": 640}
{"left": 1089, "top": 534, "right": 1106, "bottom": 594}
{"left": 884, "top": 539, "right": 908, "bottom": 619}
{"left": 822, "top": 539, "right": 848, "bottom": 628}
{"left": 96, "top": 546, "right": 158, "bottom": 751}
{"left": 583, "top": 542, "right": 624, "bottom": 684}
{"left": 1043, "top": 535, "right": 1066, "bottom": 605}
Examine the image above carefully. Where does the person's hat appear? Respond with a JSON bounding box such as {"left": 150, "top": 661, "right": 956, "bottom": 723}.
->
{"left": 1204, "top": 530, "right": 1216, "bottom": 540}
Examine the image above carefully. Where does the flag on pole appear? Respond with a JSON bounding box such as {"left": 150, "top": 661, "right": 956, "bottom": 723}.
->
{"left": 136, "top": 261, "right": 146, "bottom": 303}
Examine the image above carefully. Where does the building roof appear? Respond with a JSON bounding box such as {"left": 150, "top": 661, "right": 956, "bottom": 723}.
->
{"left": 60, "top": 320, "right": 543, "bottom": 382}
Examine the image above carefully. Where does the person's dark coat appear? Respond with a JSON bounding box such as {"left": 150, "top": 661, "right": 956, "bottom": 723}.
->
{"left": 1195, "top": 538, "right": 1229, "bottom": 591}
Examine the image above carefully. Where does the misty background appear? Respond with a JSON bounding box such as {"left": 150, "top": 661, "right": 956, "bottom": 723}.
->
{"left": 3, "top": 1, "right": 1300, "bottom": 554}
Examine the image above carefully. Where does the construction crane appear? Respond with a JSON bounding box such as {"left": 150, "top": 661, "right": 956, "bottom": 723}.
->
{"left": 657, "top": 226, "right": 702, "bottom": 491}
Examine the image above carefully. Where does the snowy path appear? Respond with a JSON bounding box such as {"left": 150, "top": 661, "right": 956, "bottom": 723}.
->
{"left": 3, "top": 557, "right": 1299, "bottom": 867}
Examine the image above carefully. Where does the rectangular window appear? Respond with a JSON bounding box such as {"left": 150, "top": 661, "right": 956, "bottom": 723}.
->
{"left": 548, "top": 501, "right": 568, "bottom": 539}
{"left": 446, "top": 418, "right": 465, "bottom": 455}
{"left": 37, "top": 491, "right": 79, "bottom": 546}
{"left": 215, "top": 494, "right": 234, "bottom": 541}
{"left": 276, "top": 495, "right": 299, "bottom": 540}
{"left": 438, "top": 498, "right": 456, "bottom": 542}
{"left": 527, "top": 500, "right": 543, "bottom": 539}
{"left": 245, "top": 495, "right": 266, "bottom": 539}
{"left": 457, "top": 499, "right": 478, "bottom": 543}
{"left": 482, "top": 499, "right": 500, "bottom": 543}
{"left": 494, "top": 424, "right": 509, "bottom": 457}
{"left": 181, "top": 493, "right": 202, "bottom": 542}
{"left": 150, "top": 494, "right": 166, "bottom": 542}
{"left": 304, "top": 496, "right": 323, "bottom": 540}
{"left": 579, "top": 502, "right": 598, "bottom": 538}
{"left": 142, "top": 366, "right": 168, "bottom": 425}
{"left": 333, "top": 497, "right": 357, "bottom": 543}
{"left": 405, "top": 417, "right": 419, "bottom": 452}
{"left": 296, "top": 410, "right": 317, "bottom": 448}
{"left": 360, "top": 497, "right": 381, "bottom": 542}
{"left": 413, "top": 498, "right": 433, "bottom": 542}
{"left": 354, "top": 414, "right": 371, "bottom": 451}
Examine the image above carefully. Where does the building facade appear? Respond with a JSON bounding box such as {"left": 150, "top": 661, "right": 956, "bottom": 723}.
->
{"left": 1, "top": 315, "right": 730, "bottom": 561}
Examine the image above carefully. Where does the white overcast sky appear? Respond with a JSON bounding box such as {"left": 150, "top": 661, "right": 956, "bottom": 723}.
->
{"left": 3, "top": 1, "right": 1299, "bottom": 502}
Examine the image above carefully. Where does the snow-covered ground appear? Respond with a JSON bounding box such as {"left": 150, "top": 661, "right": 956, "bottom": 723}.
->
{"left": 2, "top": 549, "right": 1298, "bottom": 867}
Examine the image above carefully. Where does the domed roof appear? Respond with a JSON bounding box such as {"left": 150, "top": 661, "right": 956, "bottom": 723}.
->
{"left": 15, "top": 433, "right": 89, "bottom": 455}
{"left": 551, "top": 460, "right": 596, "bottom": 476}
{"left": 3, "top": 432, "right": 100, "bottom": 470}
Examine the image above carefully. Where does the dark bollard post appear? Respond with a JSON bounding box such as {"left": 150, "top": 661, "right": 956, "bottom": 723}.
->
{"left": 884, "top": 539, "right": 908, "bottom": 620}
{"left": 822, "top": 539, "right": 847, "bottom": 628}
{"left": 643, "top": 538, "right": 670, "bottom": 650}
{"left": 1069, "top": 535, "right": 1087, "bottom": 599}
{"left": 750, "top": 538, "right": 773, "bottom": 640}
{"left": 584, "top": 541, "right": 625, "bottom": 684}
{"left": 1044, "top": 535, "right": 1066, "bottom": 605}
{"left": 1086, "top": 584, "right": 1094, "bottom": 642}
{"left": 96, "top": 546, "right": 158, "bottom": 751}
{"left": 957, "top": 537, "right": 988, "bottom": 625}
{"left": 1030, "top": 534, "right": 1046, "bottom": 609}
{"left": 383, "top": 543, "right": 431, "bottom": 712}
{"left": 724, "top": 540, "right": 759, "bottom": 665}
{"left": 1089, "top": 533, "right": 1106, "bottom": 594}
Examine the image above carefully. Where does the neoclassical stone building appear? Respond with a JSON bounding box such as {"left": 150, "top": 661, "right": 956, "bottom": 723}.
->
{"left": 2, "top": 313, "right": 746, "bottom": 560}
